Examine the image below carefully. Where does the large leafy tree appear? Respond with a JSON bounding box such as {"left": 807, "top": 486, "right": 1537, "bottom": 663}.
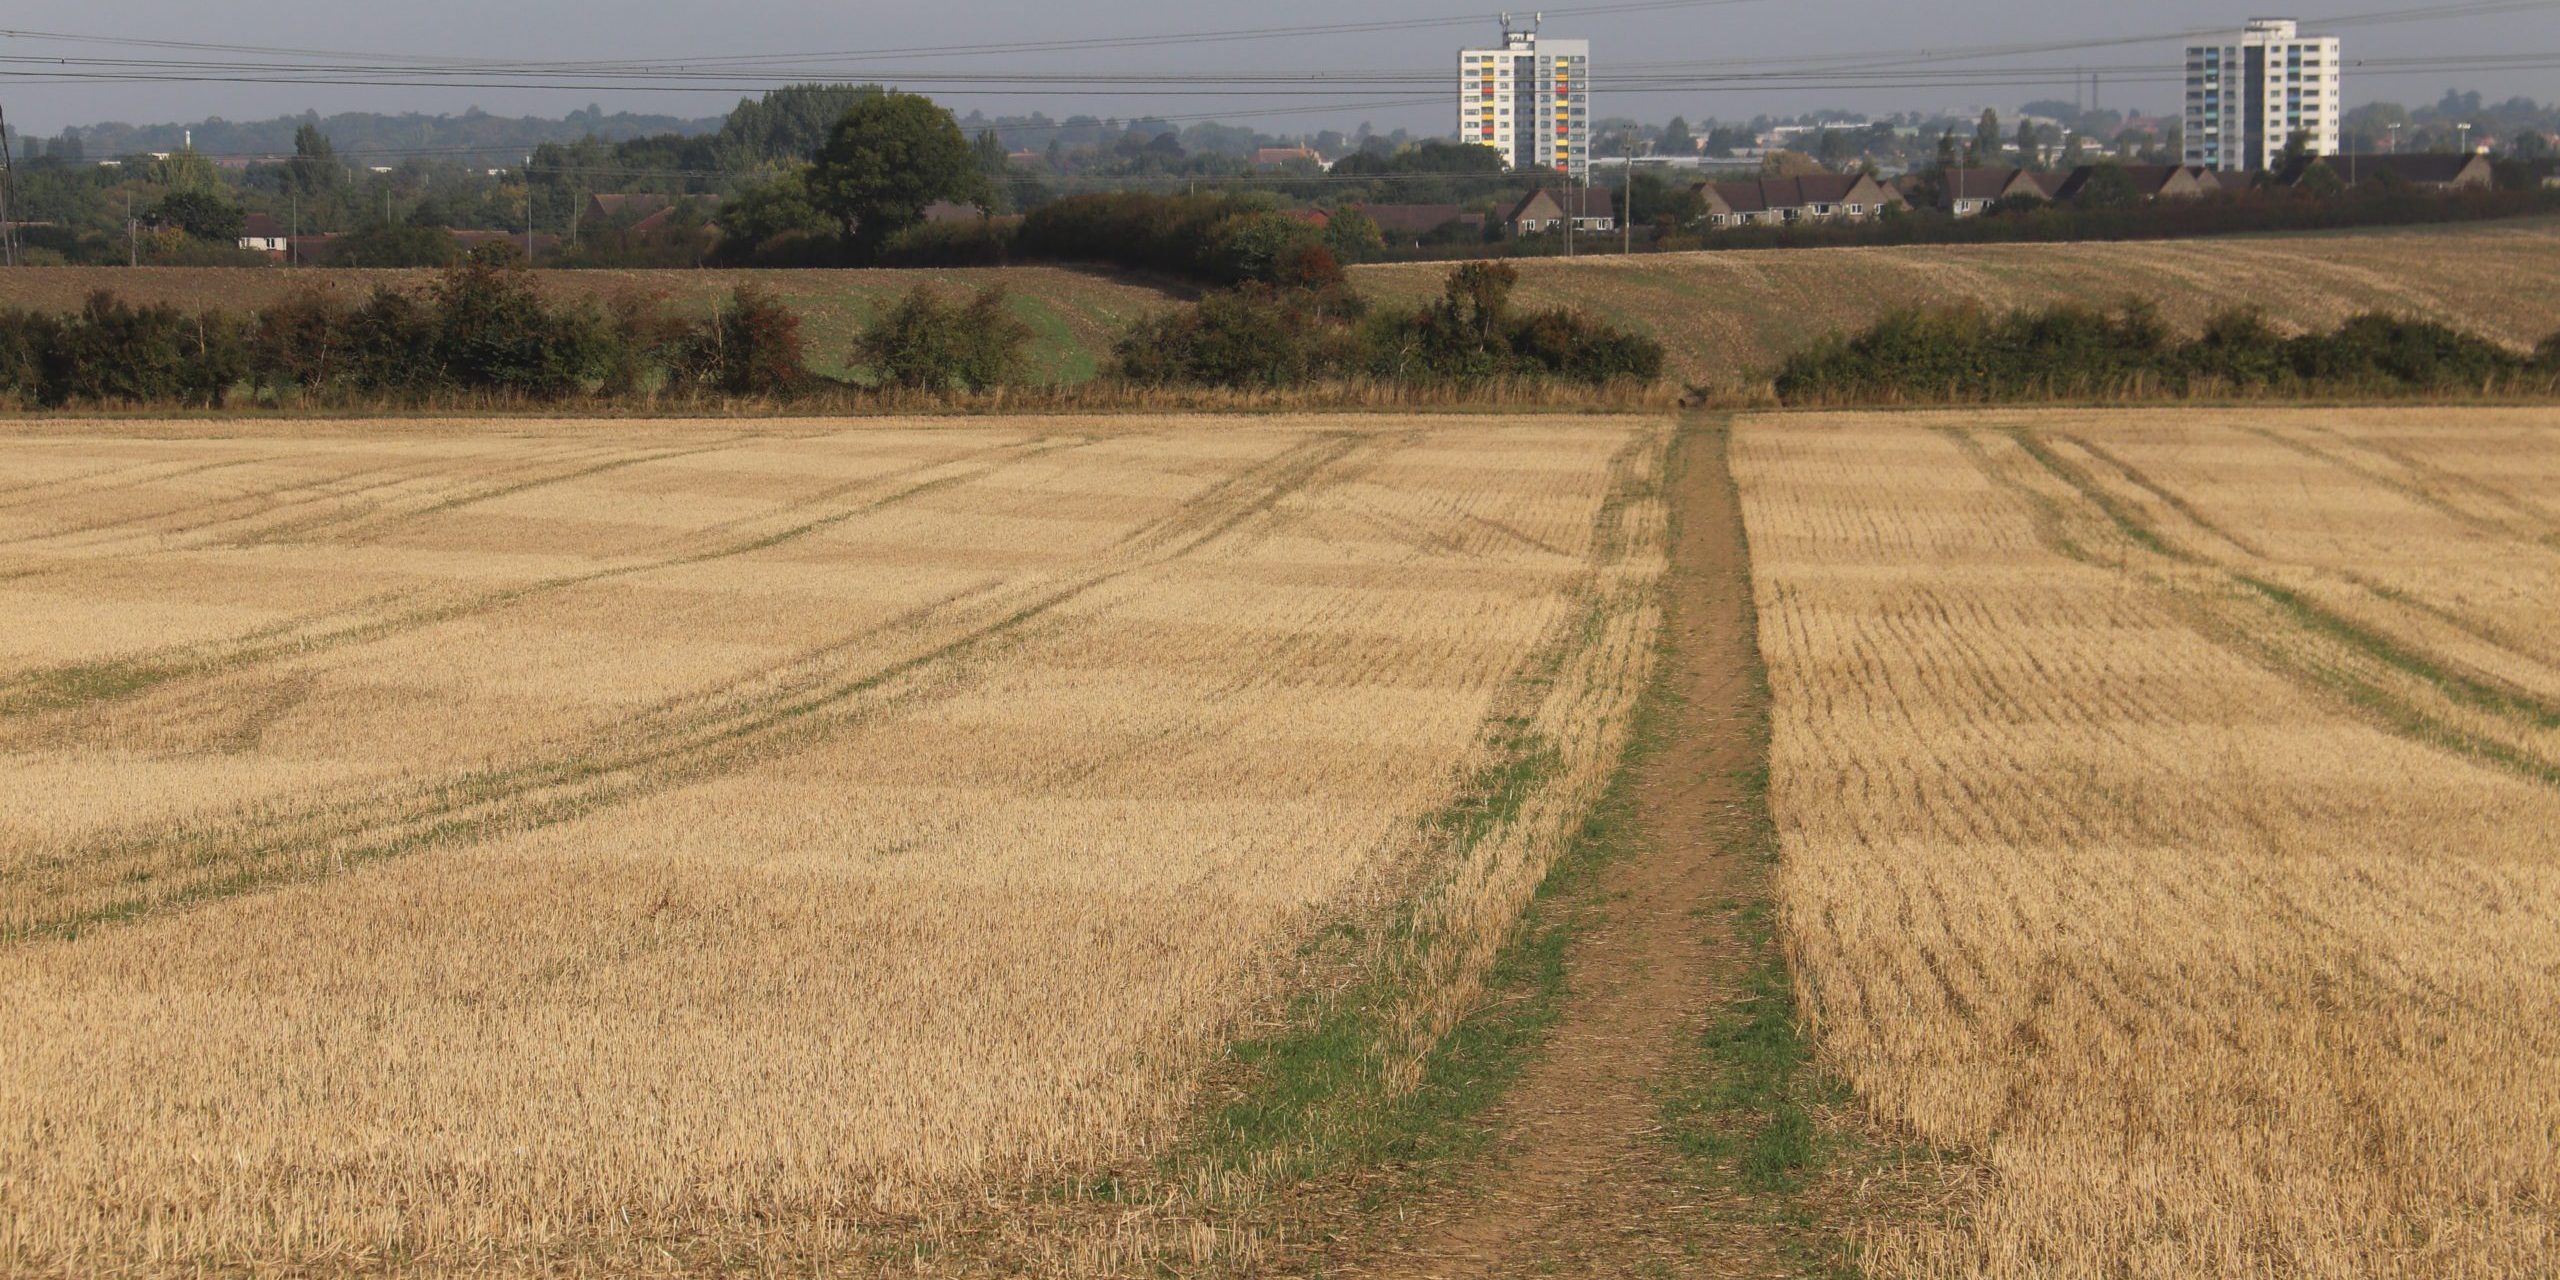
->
{"left": 808, "top": 93, "right": 987, "bottom": 260}
{"left": 154, "top": 188, "right": 245, "bottom": 242}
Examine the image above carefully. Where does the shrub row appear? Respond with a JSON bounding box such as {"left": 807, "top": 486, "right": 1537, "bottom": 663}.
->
{"left": 0, "top": 255, "right": 1035, "bottom": 408}
{"left": 1112, "top": 262, "right": 1664, "bottom": 390}
{"left": 1773, "top": 300, "right": 2560, "bottom": 402}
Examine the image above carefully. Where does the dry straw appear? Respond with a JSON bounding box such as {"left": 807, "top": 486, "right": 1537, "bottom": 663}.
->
{"left": 1738, "top": 406, "right": 2560, "bottom": 1278}
{"left": 0, "top": 412, "right": 1665, "bottom": 1274}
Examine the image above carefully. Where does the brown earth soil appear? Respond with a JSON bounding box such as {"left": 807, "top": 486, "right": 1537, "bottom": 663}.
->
{"left": 1355, "top": 418, "right": 1783, "bottom": 1278}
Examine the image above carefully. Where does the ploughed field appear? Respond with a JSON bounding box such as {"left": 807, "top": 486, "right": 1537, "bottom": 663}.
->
{"left": 0, "top": 414, "right": 1666, "bottom": 1273}
{"left": 1738, "top": 407, "right": 2560, "bottom": 1277}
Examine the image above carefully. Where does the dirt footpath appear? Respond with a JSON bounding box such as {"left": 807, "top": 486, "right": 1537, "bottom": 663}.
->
{"left": 1359, "top": 418, "right": 1783, "bottom": 1278}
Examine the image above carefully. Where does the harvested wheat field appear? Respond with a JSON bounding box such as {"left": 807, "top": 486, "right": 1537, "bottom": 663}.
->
{"left": 0, "top": 413, "right": 1666, "bottom": 1274}
{"left": 1736, "top": 407, "right": 2560, "bottom": 1277}
{"left": 1361, "top": 218, "right": 2560, "bottom": 389}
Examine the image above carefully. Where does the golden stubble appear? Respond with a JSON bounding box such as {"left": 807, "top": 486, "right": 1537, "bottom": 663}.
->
{"left": 1736, "top": 407, "right": 2560, "bottom": 1278}
{"left": 0, "top": 413, "right": 1666, "bottom": 1274}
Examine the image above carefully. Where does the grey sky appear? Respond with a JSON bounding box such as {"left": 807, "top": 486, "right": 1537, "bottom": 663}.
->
{"left": 5, "top": 0, "right": 2556, "bottom": 134}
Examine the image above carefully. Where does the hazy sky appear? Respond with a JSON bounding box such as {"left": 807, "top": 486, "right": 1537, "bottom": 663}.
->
{"left": 5, "top": 0, "right": 2556, "bottom": 134}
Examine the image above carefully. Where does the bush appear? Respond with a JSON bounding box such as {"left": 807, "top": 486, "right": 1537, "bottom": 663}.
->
{"left": 672, "top": 286, "right": 810, "bottom": 396}
{"left": 1116, "top": 260, "right": 1660, "bottom": 391}
{"left": 877, "top": 217, "right": 1017, "bottom": 267}
{"left": 342, "top": 287, "right": 445, "bottom": 398}
{"left": 33, "top": 292, "right": 245, "bottom": 407}
{"left": 2182, "top": 307, "right": 2295, "bottom": 387}
{"left": 0, "top": 311, "right": 49, "bottom": 405}
{"left": 248, "top": 288, "right": 354, "bottom": 398}
{"left": 426, "top": 255, "right": 612, "bottom": 399}
{"left": 1112, "top": 286, "right": 1354, "bottom": 388}
{"left": 1774, "top": 300, "right": 2547, "bottom": 402}
{"left": 854, "top": 285, "right": 1032, "bottom": 391}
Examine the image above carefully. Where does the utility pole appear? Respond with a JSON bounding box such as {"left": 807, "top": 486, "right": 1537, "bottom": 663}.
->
{"left": 0, "top": 102, "right": 18, "bottom": 268}
{"left": 127, "top": 188, "right": 136, "bottom": 267}
{"left": 524, "top": 154, "right": 534, "bottom": 264}
{"left": 290, "top": 191, "right": 299, "bottom": 267}
{"left": 1623, "top": 126, "right": 1636, "bottom": 255}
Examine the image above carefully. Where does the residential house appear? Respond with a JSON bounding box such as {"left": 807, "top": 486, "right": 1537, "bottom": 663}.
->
{"left": 583, "top": 192, "right": 724, "bottom": 234}
{"left": 2282, "top": 152, "right": 2494, "bottom": 191}
{"left": 1695, "top": 173, "right": 1902, "bottom": 228}
{"left": 1903, "top": 167, "right": 2063, "bottom": 215}
{"left": 1501, "top": 187, "right": 1615, "bottom": 236}
{"left": 1350, "top": 203, "right": 1484, "bottom": 242}
{"left": 2047, "top": 163, "right": 2215, "bottom": 204}
{"left": 237, "top": 212, "right": 291, "bottom": 255}
{"left": 1251, "top": 145, "right": 1325, "bottom": 170}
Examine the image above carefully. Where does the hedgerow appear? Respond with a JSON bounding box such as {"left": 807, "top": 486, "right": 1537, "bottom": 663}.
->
{"left": 1774, "top": 300, "right": 2560, "bottom": 402}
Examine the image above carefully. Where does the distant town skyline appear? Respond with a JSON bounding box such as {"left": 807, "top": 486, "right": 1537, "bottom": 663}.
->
{"left": 3, "top": 0, "right": 2555, "bottom": 136}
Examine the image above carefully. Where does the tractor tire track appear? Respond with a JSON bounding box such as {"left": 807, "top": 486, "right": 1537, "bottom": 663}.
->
{"left": 4, "top": 433, "right": 1364, "bottom": 945}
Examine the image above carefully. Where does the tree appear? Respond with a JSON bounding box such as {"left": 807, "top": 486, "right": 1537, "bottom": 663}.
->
{"left": 288, "top": 123, "right": 341, "bottom": 196}
{"left": 1761, "top": 149, "right": 1825, "bottom": 178}
{"left": 153, "top": 189, "right": 245, "bottom": 242}
{"left": 1657, "top": 116, "right": 1695, "bottom": 157}
{"left": 340, "top": 218, "right": 460, "bottom": 268}
{"left": 150, "top": 148, "right": 220, "bottom": 193}
{"left": 718, "top": 83, "right": 886, "bottom": 165}
{"left": 1975, "top": 109, "right": 2003, "bottom": 165}
{"left": 2295, "top": 159, "right": 2346, "bottom": 199}
{"left": 1322, "top": 207, "right": 1385, "bottom": 262}
{"left": 2076, "top": 163, "right": 2140, "bottom": 209}
{"left": 721, "top": 166, "right": 833, "bottom": 249}
{"left": 809, "top": 93, "right": 989, "bottom": 260}
{"left": 1937, "top": 127, "right": 1959, "bottom": 171}
{"left": 2015, "top": 119, "right": 2040, "bottom": 168}
{"left": 2280, "top": 129, "right": 2313, "bottom": 175}
{"left": 972, "top": 129, "right": 1012, "bottom": 212}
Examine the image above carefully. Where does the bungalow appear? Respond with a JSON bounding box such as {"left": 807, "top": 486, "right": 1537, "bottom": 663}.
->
{"left": 237, "top": 212, "right": 291, "bottom": 255}
{"left": 1905, "top": 167, "right": 2060, "bottom": 216}
{"left": 2047, "top": 163, "right": 2215, "bottom": 204}
{"left": 2283, "top": 152, "right": 2494, "bottom": 191}
{"left": 1696, "top": 173, "right": 1902, "bottom": 228}
{"left": 1502, "top": 187, "right": 1615, "bottom": 237}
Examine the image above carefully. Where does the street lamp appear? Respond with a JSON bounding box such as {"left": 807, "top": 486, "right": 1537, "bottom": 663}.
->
{"left": 2457, "top": 122, "right": 2474, "bottom": 154}
{"left": 2386, "top": 122, "right": 2401, "bottom": 154}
